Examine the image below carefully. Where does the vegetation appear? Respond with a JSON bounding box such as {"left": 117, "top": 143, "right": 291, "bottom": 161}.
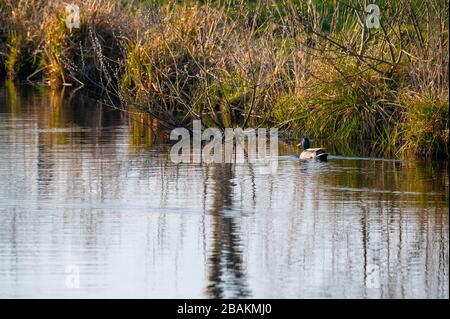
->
{"left": 0, "top": 0, "right": 448, "bottom": 158}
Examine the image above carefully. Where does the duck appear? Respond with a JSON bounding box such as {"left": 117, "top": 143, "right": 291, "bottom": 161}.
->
{"left": 298, "top": 137, "right": 328, "bottom": 161}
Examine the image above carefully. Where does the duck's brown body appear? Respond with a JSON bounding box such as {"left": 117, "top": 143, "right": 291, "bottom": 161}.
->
{"left": 299, "top": 148, "right": 328, "bottom": 161}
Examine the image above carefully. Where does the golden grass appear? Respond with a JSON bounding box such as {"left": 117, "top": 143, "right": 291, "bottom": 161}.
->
{"left": 0, "top": 0, "right": 448, "bottom": 158}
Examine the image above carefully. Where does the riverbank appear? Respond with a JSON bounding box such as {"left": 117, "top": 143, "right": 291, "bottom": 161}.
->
{"left": 0, "top": 0, "right": 448, "bottom": 158}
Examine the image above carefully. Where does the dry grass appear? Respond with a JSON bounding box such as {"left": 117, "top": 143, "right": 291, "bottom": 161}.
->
{"left": 0, "top": 0, "right": 132, "bottom": 86}
{"left": 0, "top": 0, "right": 448, "bottom": 158}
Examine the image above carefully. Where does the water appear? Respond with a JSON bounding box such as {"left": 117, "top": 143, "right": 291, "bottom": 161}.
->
{"left": 0, "top": 83, "right": 448, "bottom": 299}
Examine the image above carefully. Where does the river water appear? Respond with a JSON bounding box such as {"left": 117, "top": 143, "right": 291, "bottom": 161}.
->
{"left": 0, "top": 83, "right": 448, "bottom": 298}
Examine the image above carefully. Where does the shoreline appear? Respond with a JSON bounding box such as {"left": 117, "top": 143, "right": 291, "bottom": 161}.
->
{"left": 2, "top": 79, "right": 449, "bottom": 163}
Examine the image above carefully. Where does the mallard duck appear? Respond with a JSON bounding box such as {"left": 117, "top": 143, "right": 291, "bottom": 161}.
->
{"left": 298, "top": 137, "right": 328, "bottom": 161}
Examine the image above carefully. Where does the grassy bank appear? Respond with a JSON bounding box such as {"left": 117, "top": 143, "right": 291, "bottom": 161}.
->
{"left": 0, "top": 0, "right": 448, "bottom": 158}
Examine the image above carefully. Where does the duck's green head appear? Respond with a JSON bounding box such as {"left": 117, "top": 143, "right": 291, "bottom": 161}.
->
{"left": 300, "top": 137, "right": 310, "bottom": 150}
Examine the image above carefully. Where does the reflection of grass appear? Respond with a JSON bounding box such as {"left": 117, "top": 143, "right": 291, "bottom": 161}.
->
{"left": 129, "top": 113, "right": 154, "bottom": 149}
{"left": 1, "top": 0, "right": 448, "bottom": 159}
{"left": 43, "top": 89, "right": 70, "bottom": 145}
{"left": 5, "top": 79, "right": 19, "bottom": 113}
{"left": 48, "top": 90, "right": 64, "bottom": 128}
{"left": 317, "top": 159, "right": 449, "bottom": 209}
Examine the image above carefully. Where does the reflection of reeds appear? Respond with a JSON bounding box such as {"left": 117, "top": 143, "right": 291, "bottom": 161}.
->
{"left": 206, "top": 164, "right": 250, "bottom": 298}
{"left": 4, "top": 79, "right": 19, "bottom": 113}
{"left": 311, "top": 159, "right": 449, "bottom": 209}
{"left": 0, "top": 0, "right": 448, "bottom": 158}
{"left": 128, "top": 112, "right": 155, "bottom": 148}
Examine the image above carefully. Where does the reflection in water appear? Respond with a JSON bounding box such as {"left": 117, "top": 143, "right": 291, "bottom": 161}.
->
{"left": 206, "top": 165, "right": 250, "bottom": 298}
{"left": 0, "top": 83, "right": 448, "bottom": 298}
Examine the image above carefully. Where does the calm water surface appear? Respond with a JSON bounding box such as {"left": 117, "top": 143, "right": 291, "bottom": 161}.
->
{"left": 0, "top": 83, "right": 448, "bottom": 298}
